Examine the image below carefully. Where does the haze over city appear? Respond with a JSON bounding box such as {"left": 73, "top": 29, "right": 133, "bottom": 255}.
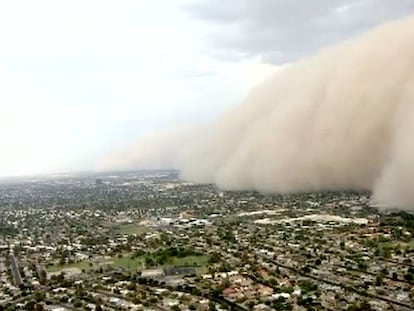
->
{"left": 1, "top": 0, "right": 413, "bottom": 179}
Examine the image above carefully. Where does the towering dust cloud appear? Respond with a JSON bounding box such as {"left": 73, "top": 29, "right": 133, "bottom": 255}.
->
{"left": 104, "top": 16, "right": 414, "bottom": 210}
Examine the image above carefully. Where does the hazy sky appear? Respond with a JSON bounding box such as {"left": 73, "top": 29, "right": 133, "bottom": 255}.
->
{"left": 1, "top": 0, "right": 413, "bottom": 177}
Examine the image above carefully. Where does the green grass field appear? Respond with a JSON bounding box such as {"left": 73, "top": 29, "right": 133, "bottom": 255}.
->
{"left": 170, "top": 255, "right": 209, "bottom": 267}
{"left": 47, "top": 260, "right": 91, "bottom": 272}
{"left": 112, "top": 255, "right": 145, "bottom": 269}
{"left": 113, "top": 223, "right": 152, "bottom": 235}
{"left": 109, "top": 254, "right": 209, "bottom": 271}
{"left": 380, "top": 240, "right": 414, "bottom": 249}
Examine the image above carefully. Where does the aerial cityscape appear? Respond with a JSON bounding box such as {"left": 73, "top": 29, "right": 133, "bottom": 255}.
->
{"left": 2, "top": 1, "right": 414, "bottom": 311}
{"left": 1, "top": 171, "right": 413, "bottom": 310}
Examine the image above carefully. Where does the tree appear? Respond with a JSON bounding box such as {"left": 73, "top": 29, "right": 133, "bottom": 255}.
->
{"left": 208, "top": 252, "right": 221, "bottom": 264}
{"left": 24, "top": 300, "right": 36, "bottom": 310}
{"left": 299, "top": 280, "right": 317, "bottom": 294}
{"left": 73, "top": 299, "right": 83, "bottom": 308}
{"left": 357, "top": 262, "right": 367, "bottom": 271}
{"left": 38, "top": 269, "right": 47, "bottom": 285}
{"left": 302, "top": 265, "right": 311, "bottom": 274}
{"left": 145, "top": 256, "right": 155, "bottom": 267}
{"left": 34, "top": 291, "right": 45, "bottom": 302}
{"left": 191, "top": 287, "right": 201, "bottom": 296}
{"left": 280, "top": 286, "right": 294, "bottom": 294}
{"left": 383, "top": 247, "right": 392, "bottom": 258}
{"left": 404, "top": 273, "right": 414, "bottom": 282}
{"left": 34, "top": 304, "right": 44, "bottom": 311}
{"left": 127, "top": 281, "right": 136, "bottom": 291}
{"left": 375, "top": 273, "right": 383, "bottom": 286}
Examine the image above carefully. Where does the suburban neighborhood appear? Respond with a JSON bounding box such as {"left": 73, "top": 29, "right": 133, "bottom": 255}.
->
{"left": 0, "top": 171, "right": 413, "bottom": 310}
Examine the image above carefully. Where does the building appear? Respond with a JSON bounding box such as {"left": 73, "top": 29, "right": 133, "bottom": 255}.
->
{"left": 141, "top": 269, "right": 165, "bottom": 278}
